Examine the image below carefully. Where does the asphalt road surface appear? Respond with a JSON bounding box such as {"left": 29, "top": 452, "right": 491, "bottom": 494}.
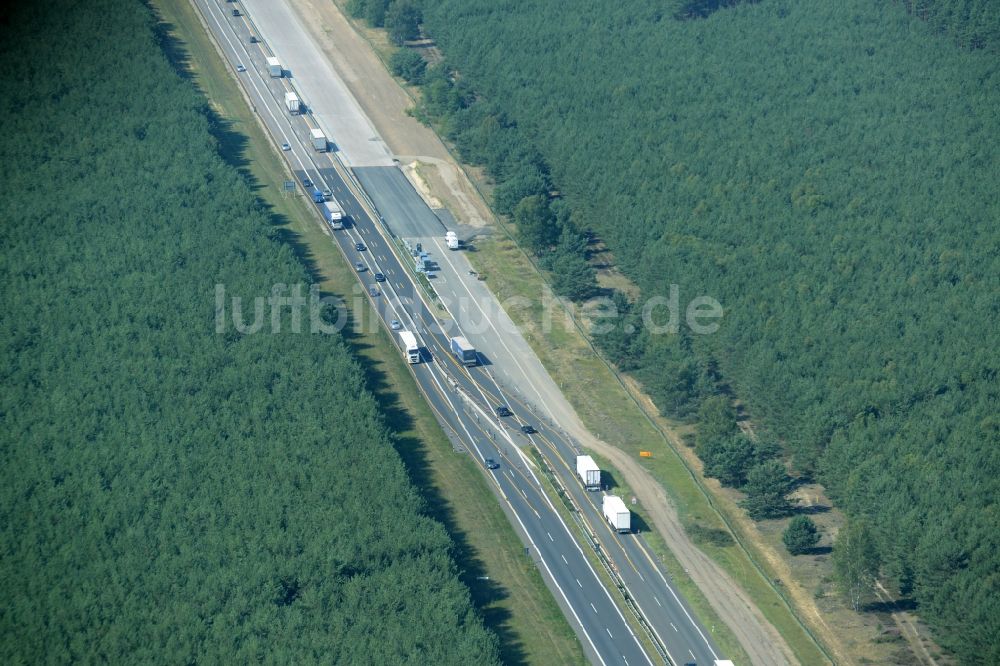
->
{"left": 237, "top": 0, "right": 393, "bottom": 166}
{"left": 192, "top": 2, "right": 724, "bottom": 664}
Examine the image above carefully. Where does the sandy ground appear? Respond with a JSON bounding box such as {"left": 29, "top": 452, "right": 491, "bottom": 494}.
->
{"left": 286, "top": 1, "right": 800, "bottom": 663}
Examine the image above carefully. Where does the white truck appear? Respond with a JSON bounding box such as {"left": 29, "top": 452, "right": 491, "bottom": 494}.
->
{"left": 322, "top": 200, "right": 344, "bottom": 229}
{"left": 445, "top": 230, "right": 460, "bottom": 250}
{"left": 284, "top": 91, "right": 300, "bottom": 115}
{"left": 602, "top": 495, "right": 631, "bottom": 533}
{"left": 399, "top": 330, "right": 420, "bottom": 364}
{"left": 576, "top": 455, "right": 601, "bottom": 491}
{"left": 310, "top": 128, "right": 327, "bottom": 152}
{"left": 266, "top": 56, "right": 282, "bottom": 78}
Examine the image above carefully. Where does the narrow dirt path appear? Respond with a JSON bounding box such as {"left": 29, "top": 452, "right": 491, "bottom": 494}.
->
{"left": 875, "top": 581, "right": 938, "bottom": 666}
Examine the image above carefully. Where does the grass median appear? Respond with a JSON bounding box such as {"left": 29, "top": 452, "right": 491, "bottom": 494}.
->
{"left": 154, "top": 2, "right": 585, "bottom": 663}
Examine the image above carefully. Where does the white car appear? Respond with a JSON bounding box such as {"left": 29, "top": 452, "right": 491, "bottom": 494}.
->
{"left": 390, "top": 319, "right": 401, "bottom": 330}
{"left": 281, "top": 142, "right": 291, "bottom": 151}
{"left": 236, "top": 63, "right": 246, "bottom": 72}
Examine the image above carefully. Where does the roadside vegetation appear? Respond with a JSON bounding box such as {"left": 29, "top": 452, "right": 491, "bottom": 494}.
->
{"left": 347, "top": 0, "right": 999, "bottom": 662}
{"left": 0, "top": 1, "right": 500, "bottom": 662}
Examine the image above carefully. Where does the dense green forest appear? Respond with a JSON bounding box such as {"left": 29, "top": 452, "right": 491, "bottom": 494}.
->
{"left": 0, "top": 1, "right": 499, "bottom": 662}
{"left": 352, "top": 0, "right": 1000, "bottom": 661}
{"left": 898, "top": 0, "right": 1000, "bottom": 50}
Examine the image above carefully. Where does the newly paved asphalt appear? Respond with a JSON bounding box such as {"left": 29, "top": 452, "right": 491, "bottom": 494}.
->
{"left": 193, "top": 2, "right": 725, "bottom": 664}
{"left": 354, "top": 167, "right": 445, "bottom": 238}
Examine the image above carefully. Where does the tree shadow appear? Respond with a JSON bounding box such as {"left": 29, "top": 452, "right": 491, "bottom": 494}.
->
{"left": 803, "top": 545, "right": 832, "bottom": 556}
{"left": 278, "top": 236, "right": 528, "bottom": 663}
{"left": 276, "top": 233, "right": 529, "bottom": 664}
{"left": 599, "top": 468, "right": 619, "bottom": 492}
{"left": 353, "top": 336, "right": 528, "bottom": 664}
{"left": 151, "top": 7, "right": 251, "bottom": 176}
{"left": 149, "top": 12, "right": 193, "bottom": 82}
{"left": 591, "top": 285, "right": 618, "bottom": 300}
{"left": 793, "top": 503, "right": 831, "bottom": 515}
{"left": 863, "top": 597, "right": 917, "bottom": 614}
{"left": 673, "top": 0, "right": 755, "bottom": 22}
{"left": 629, "top": 510, "right": 651, "bottom": 534}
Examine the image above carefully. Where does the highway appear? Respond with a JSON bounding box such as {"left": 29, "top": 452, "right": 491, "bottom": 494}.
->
{"left": 191, "top": 2, "right": 725, "bottom": 664}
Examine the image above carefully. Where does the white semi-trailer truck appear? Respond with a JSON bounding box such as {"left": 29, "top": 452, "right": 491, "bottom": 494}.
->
{"left": 310, "top": 128, "right": 327, "bottom": 151}
{"left": 284, "top": 92, "right": 300, "bottom": 115}
{"left": 576, "top": 455, "right": 601, "bottom": 491}
{"left": 399, "top": 331, "right": 420, "bottom": 364}
{"left": 322, "top": 200, "right": 344, "bottom": 229}
{"left": 602, "top": 495, "right": 631, "bottom": 533}
{"left": 266, "top": 56, "right": 282, "bottom": 78}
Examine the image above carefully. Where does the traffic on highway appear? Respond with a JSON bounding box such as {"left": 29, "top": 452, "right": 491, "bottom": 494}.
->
{"left": 193, "top": 2, "right": 726, "bottom": 664}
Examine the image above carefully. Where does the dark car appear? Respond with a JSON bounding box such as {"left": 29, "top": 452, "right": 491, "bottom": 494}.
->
{"left": 302, "top": 177, "right": 312, "bottom": 188}
{"left": 484, "top": 458, "right": 500, "bottom": 470}
{"left": 495, "top": 406, "right": 512, "bottom": 417}
{"left": 520, "top": 424, "right": 535, "bottom": 434}
{"left": 355, "top": 242, "right": 366, "bottom": 251}
{"left": 374, "top": 272, "right": 386, "bottom": 282}
{"left": 369, "top": 286, "right": 380, "bottom": 297}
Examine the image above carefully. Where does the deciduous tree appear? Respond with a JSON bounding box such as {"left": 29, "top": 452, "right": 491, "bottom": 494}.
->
{"left": 833, "top": 520, "right": 880, "bottom": 611}
{"left": 386, "top": 0, "right": 421, "bottom": 45}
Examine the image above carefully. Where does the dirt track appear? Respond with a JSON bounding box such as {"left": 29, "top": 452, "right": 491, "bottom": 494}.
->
{"left": 286, "top": 1, "right": 801, "bottom": 663}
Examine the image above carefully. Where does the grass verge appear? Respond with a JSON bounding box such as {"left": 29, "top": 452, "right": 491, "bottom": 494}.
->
{"left": 154, "top": 2, "right": 585, "bottom": 663}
